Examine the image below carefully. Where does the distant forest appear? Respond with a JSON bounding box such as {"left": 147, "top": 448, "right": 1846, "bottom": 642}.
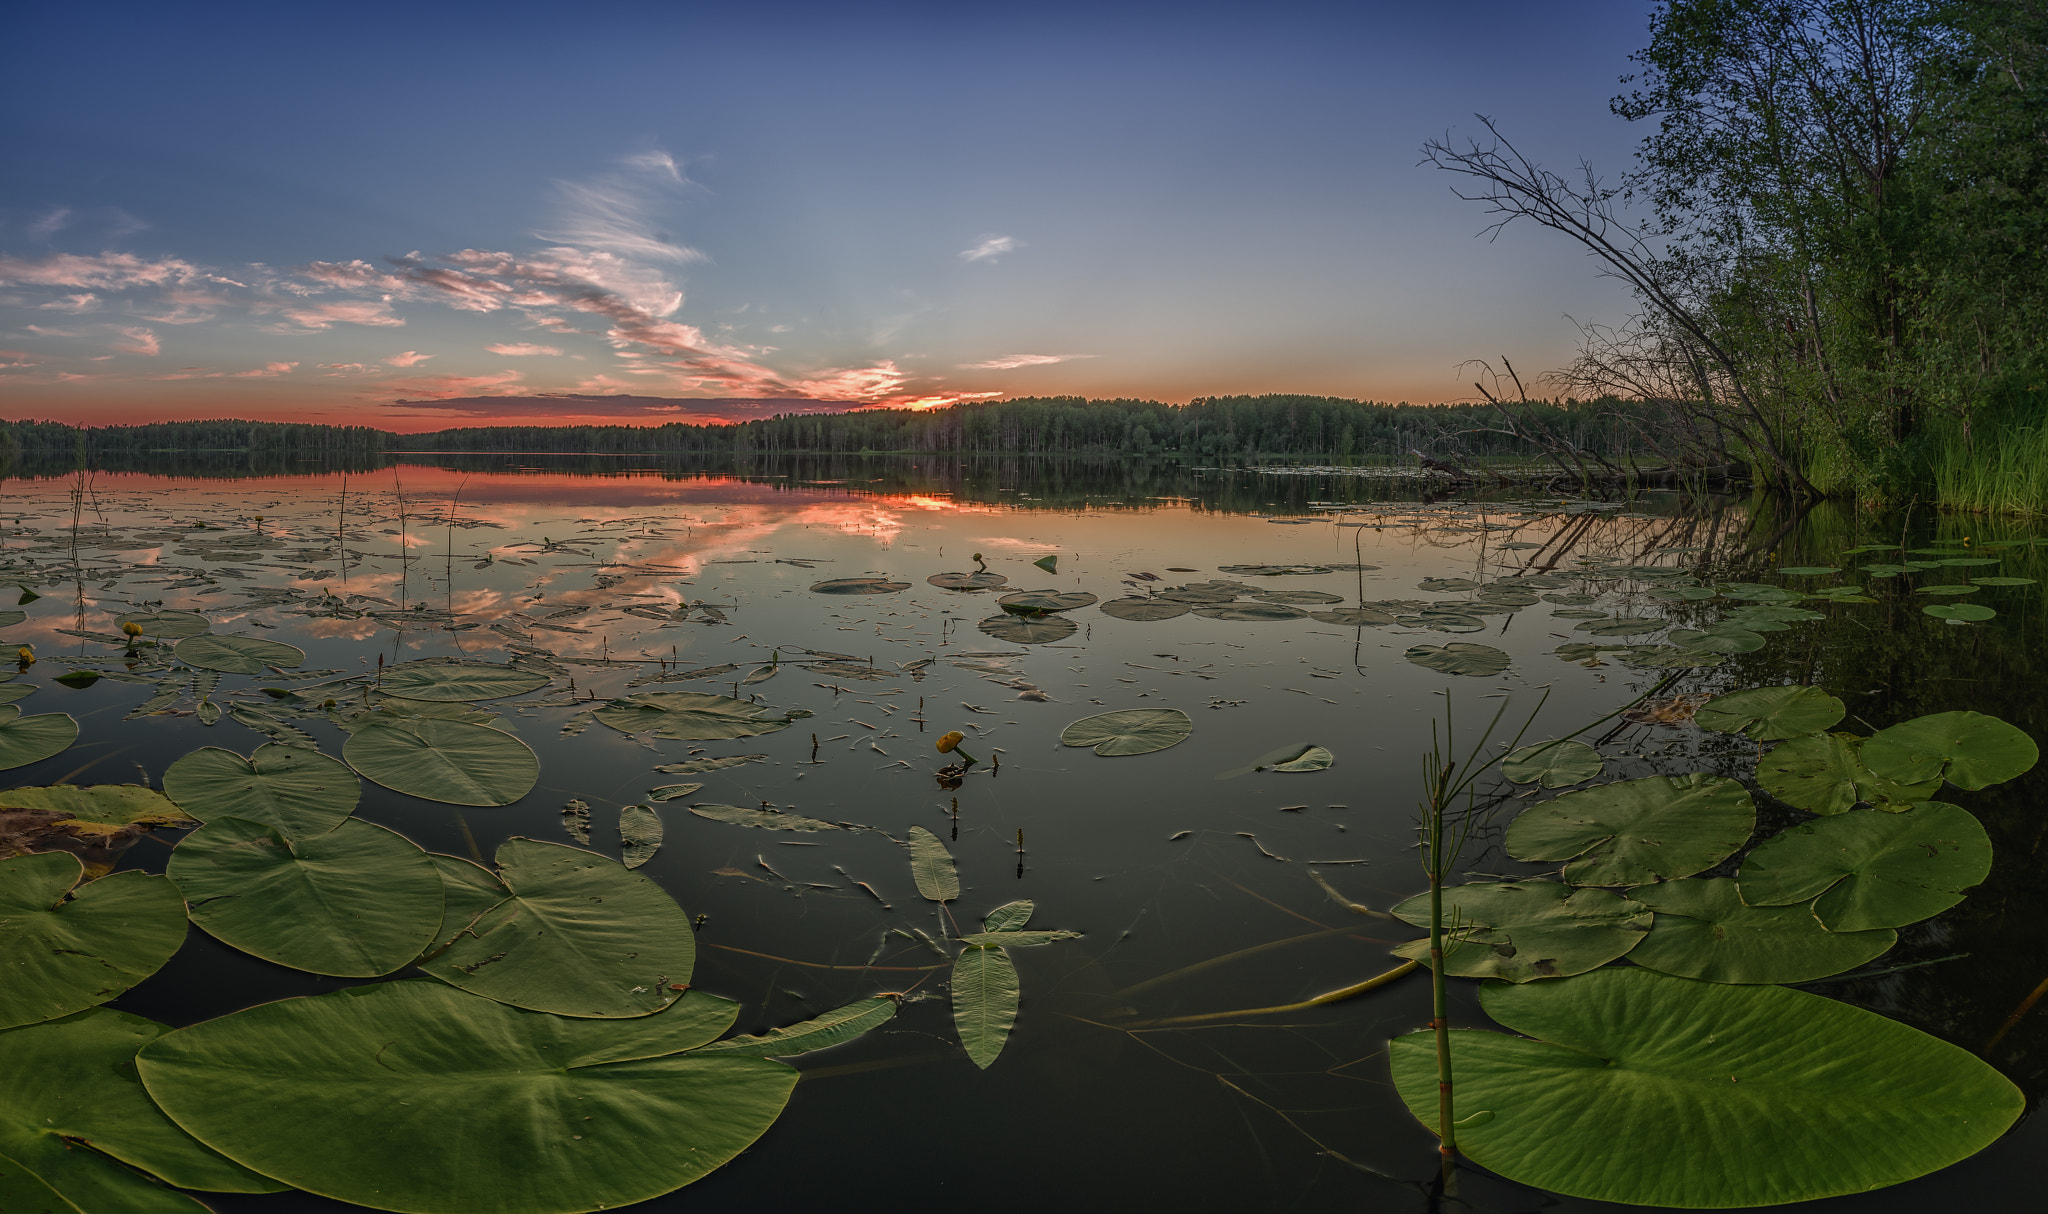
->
{"left": 0, "top": 394, "right": 1644, "bottom": 477}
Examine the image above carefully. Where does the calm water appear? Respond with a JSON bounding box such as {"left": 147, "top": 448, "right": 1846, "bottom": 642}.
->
{"left": 8, "top": 456, "right": 2044, "bottom": 1213}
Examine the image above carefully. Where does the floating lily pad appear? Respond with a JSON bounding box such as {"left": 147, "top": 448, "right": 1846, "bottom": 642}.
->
{"left": 173, "top": 634, "right": 305, "bottom": 675}
{"left": 0, "top": 853, "right": 188, "bottom": 1030}
{"left": 619, "top": 804, "right": 662, "bottom": 869}
{"left": 654, "top": 754, "right": 767, "bottom": 775}
{"left": 1775, "top": 566, "right": 1839, "bottom": 576}
{"left": 424, "top": 853, "right": 510, "bottom": 955}
{"left": 1572, "top": 616, "right": 1667, "bottom": 636}
{"left": 593, "top": 692, "right": 807, "bottom": 741}
{"left": 1268, "top": 744, "right": 1334, "bottom": 772}
{"left": 379, "top": 661, "right": 551, "bottom": 702}
{"left": 1738, "top": 802, "right": 1992, "bottom": 931}
{"left": 907, "top": 826, "right": 958, "bottom": 903}
{"left": 1692, "top": 685, "right": 1845, "bottom": 741}
{"left": 1625, "top": 877, "right": 1895, "bottom": 983}
{"left": 1099, "top": 597, "right": 1193, "bottom": 621}
{"left": 1924, "top": 603, "right": 1996, "bottom": 621}
{"left": 1307, "top": 607, "right": 1398, "bottom": 626}
{"left": 420, "top": 837, "right": 696, "bottom": 1018}
{"left": 926, "top": 571, "right": 1008, "bottom": 590}
{"left": 1251, "top": 590, "right": 1345, "bottom": 605}
{"left": 1915, "top": 584, "right": 1979, "bottom": 595}
{"left": 952, "top": 945, "right": 1020, "bottom": 1069}
{"left": 1387, "top": 967, "right": 2024, "bottom": 1208}
{"left": 689, "top": 995, "right": 900, "bottom": 1058}
{"left": 1192, "top": 603, "right": 1309, "bottom": 621}
{"left": 1060, "top": 708, "right": 1193, "bottom": 756}
{"left": 1756, "top": 732, "right": 1939, "bottom": 814}
{"left": 163, "top": 743, "right": 359, "bottom": 838}
{"left": 0, "top": 705, "right": 79, "bottom": 771}
{"left": 1502, "top": 740, "right": 1603, "bottom": 788}
{"left": 1417, "top": 577, "right": 1479, "bottom": 592}
{"left": 1668, "top": 628, "right": 1766, "bottom": 654}
{"left": 1389, "top": 880, "right": 1649, "bottom": 982}
{"left": 0, "top": 1009, "right": 285, "bottom": 1206}
{"left": 136, "top": 981, "right": 796, "bottom": 1214}
{"left": 1541, "top": 592, "right": 1598, "bottom": 605}
{"left": 170, "top": 816, "right": 443, "bottom": 977}
{"left": 997, "top": 590, "right": 1097, "bottom": 613}
{"left": 1504, "top": 773, "right": 1754, "bottom": 886}
{"left": 810, "top": 578, "right": 908, "bottom": 594}
{"left": 976, "top": 613, "right": 1078, "bottom": 644}
{"left": 689, "top": 803, "right": 841, "bottom": 831}
{"left": 647, "top": 783, "right": 703, "bottom": 801}
{"left": 1970, "top": 576, "right": 2036, "bottom": 586}
{"left": 345, "top": 717, "right": 540, "bottom": 806}
{"left": 1861, "top": 710, "right": 2038, "bottom": 790}
{"left": 1404, "top": 642, "right": 1511, "bottom": 677}
{"left": 115, "top": 610, "right": 210, "bottom": 639}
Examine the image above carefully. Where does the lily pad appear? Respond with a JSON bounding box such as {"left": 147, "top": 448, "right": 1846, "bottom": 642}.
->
{"left": 810, "top": 578, "right": 908, "bottom": 594}
{"left": 1268, "top": 744, "right": 1334, "bottom": 772}
{"left": 0, "top": 705, "right": 79, "bottom": 771}
{"left": 1924, "top": 603, "right": 1996, "bottom": 621}
{"left": 1738, "top": 802, "right": 1992, "bottom": 931}
{"left": 997, "top": 590, "right": 1097, "bottom": 613}
{"left": 345, "top": 717, "right": 540, "bottom": 806}
{"left": 1501, "top": 740, "right": 1603, "bottom": 788}
{"left": 1098, "top": 597, "right": 1193, "bottom": 621}
{"left": 1668, "top": 628, "right": 1766, "bottom": 654}
{"left": 689, "top": 995, "right": 899, "bottom": 1058}
{"left": 0, "top": 853, "right": 188, "bottom": 1030}
{"left": 1970, "top": 576, "right": 2036, "bottom": 586}
{"left": 115, "top": 610, "right": 210, "bottom": 639}
{"left": 976, "top": 613, "right": 1078, "bottom": 644}
{"left": 1386, "top": 967, "right": 2024, "bottom": 1208}
{"left": 136, "top": 981, "right": 797, "bottom": 1214}
{"left": 163, "top": 743, "right": 359, "bottom": 838}
{"left": 1404, "top": 643, "right": 1511, "bottom": 677}
{"left": 1504, "top": 773, "right": 1754, "bottom": 886}
{"left": 1775, "top": 566, "right": 1839, "bottom": 575}
{"left": 424, "top": 853, "right": 510, "bottom": 955}
{"left": 593, "top": 691, "right": 807, "bottom": 741}
{"left": 619, "top": 804, "right": 662, "bottom": 869}
{"left": 1417, "top": 577, "right": 1479, "bottom": 592}
{"left": 379, "top": 661, "right": 551, "bottom": 702}
{"left": 647, "top": 783, "right": 703, "bottom": 801}
{"left": 420, "top": 837, "right": 697, "bottom": 1018}
{"left": 1060, "top": 708, "right": 1193, "bottom": 756}
{"left": 654, "top": 754, "right": 767, "bottom": 775}
{"left": 1192, "top": 603, "right": 1309, "bottom": 621}
{"left": 1572, "top": 616, "right": 1667, "bottom": 636}
{"left": 1307, "top": 607, "right": 1398, "bottom": 626}
{"left": 0, "top": 1009, "right": 285, "bottom": 1206}
{"left": 926, "top": 571, "right": 1008, "bottom": 590}
{"left": 170, "top": 816, "right": 443, "bottom": 977}
{"left": 1389, "top": 880, "right": 1649, "bottom": 982}
{"left": 1625, "top": 877, "right": 1895, "bottom": 983}
{"left": 1755, "top": 732, "right": 1939, "bottom": 814}
{"left": 1861, "top": 710, "right": 2038, "bottom": 790}
{"left": 173, "top": 634, "right": 305, "bottom": 675}
{"left": 1692, "top": 685, "right": 1844, "bottom": 741}
{"left": 688, "top": 803, "right": 842, "bottom": 832}
{"left": 1250, "top": 590, "right": 1345, "bottom": 605}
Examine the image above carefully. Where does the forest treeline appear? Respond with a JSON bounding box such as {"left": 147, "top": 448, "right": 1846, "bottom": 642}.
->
{"left": 0, "top": 395, "right": 1650, "bottom": 477}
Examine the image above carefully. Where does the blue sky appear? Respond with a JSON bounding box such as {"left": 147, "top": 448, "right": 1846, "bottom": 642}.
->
{"left": 1, "top": 0, "right": 1657, "bottom": 428}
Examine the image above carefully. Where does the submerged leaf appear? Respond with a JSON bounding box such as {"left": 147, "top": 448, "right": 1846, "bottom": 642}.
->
{"left": 952, "top": 946, "right": 1020, "bottom": 1070}
{"left": 654, "top": 754, "right": 768, "bottom": 775}
{"left": 906, "top": 825, "right": 959, "bottom": 902}
{"left": 0, "top": 853, "right": 187, "bottom": 1030}
{"left": 1387, "top": 967, "right": 2024, "bottom": 1208}
{"left": 1059, "top": 708, "right": 1193, "bottom": 756}
{"left": 1626, "top": 878, "right": 1895, "bottom": 983}
{"left": 619, "top": 804, "right": 663, "bottom": 869}
{"left": 1739, "top": 802, "right": 1992, "bottom": 931}
{"left": 1268, "top": 744, "right": 1334, "bottom": 772}
{"left": 690, "top": 995, "right": 899, "bottom": 1058}
{"left": 594, "top": 692, "right": 807, "bottom": 740}
{"left": 688, "top": 803, "right": 841, "bottom": 831}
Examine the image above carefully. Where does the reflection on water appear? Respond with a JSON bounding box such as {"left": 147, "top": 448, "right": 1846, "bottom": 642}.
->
{"left": 4, "top": 457, "right": 2044, "bottom": 1213}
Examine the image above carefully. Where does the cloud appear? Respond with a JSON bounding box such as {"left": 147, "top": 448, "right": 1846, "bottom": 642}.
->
{"left": 25, "top": 208, "right": 72, "bottom": 241}
{"left": 538, "top": 149, "right": 704, "bottom": 268}
{"left": 384, "top": 350, "right": 432, "bottom": 367}
{"left": 301, "top": 259, "right": 408, "bottom": 292}
{"left": 958, "top": 234, "right": 1020, "bottom": 263}
{"left": 279, "top": 300, "right": 404, "bottom": 329}
{"left": 39, "top": 293, "right": 100, "bottom": 313}
{"left": 382, "top": 392, "right": 868, "bottom": 422}
{"left": 485, "top": 342, "right": 563, "bottom": 357}
{"left": 232, "top": 362, "right": 297, "bottom": 378}
{"left": 316, "top": 363, "right": 380, "bottom": 376}
{"left": 0, "top": 251, "right": 226, "bottom": 290}
{"left": 377, "top": 370, "right": 526, "bottom": 399}
{"left": 112, "top": 327, "right": 160, "bottom": 356}
{"left": 960, "top": 353, "right": 1093, "bottom": 370}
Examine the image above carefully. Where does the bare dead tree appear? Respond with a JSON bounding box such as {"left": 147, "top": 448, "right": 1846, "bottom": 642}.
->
{"left": 1456, "top": 355, "right": 1625, "bottom": 487}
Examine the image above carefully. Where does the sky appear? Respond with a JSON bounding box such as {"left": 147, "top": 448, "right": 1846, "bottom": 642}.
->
{"left": 1, "top": 0, "right": 1658, "bottom": 430}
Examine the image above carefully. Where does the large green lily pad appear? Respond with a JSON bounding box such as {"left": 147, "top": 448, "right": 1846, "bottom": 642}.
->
{"left": 1193, "top": 603, "right": 1309, "bottom": 621}
{"left": 419, "top": 837, "right": 696, "bottom": 1018}
{"left": 0, "top": 705, "right": 78, "bottom": 771}
{"left": 593, "top": 692, "right": 807, "bottom": 741}
{"left": 115, "top": 610, "right": 211, "bottom": 640}
{"left": 998, "top": 590, "right": 1098, "bottom": 613}
{"left": 163, "top": 743, "right": 359, "bottom": 838}
{"left": 172, "top": 634, "right": 305, "bottom": 675}
{"left": 1308, "top": 607, "right": 1399, "bottom": 626}
{"left": 1501, "top": 740, "right": 1603, "bottom": 788}
{"left": 0, "top": 1009, "right": 285, "bottom": 1208}
{"left": 425, "top": 853, "right": 511, "bottom": 955}
{"left": 1625, "top": 878, "right": 1895, "bottom": 983}
{"left": 1404, "top": 642, "right": 1511, "bottom": 677}
{"left": 1388, "top": 881, "right": 1649, "bottom": 982}
{"left": 1573, "top": 616, "right": 1667, "bottom": 636}
{"left": 1098, "top": 597, "right": 1193, "bottom": 621}
{"left": 1860, "top": 710, "right": 2037, "bottom": 791}
{"left": 976, "top": 613, "right": 1079, "bottom": 644}
{"left": 927, "top": 571, "right": 1008, "bottom": 590}
{"left": 170, "top": 816, "right": 443, "bottom": 977}
{"left": 0, "top": 853, "right": 188, "bottom": 1030}
{"left": 1060, "top": 708, "right": 1193, "bottom": 756}
{"left": 1693, "top": 685, "right": 1844, "bottom": 741}
{"left": 1738, "top": 802, "right": 1992, "bottom": 931}
{"left": 137, "top": 981, "right": 797, "bottom": 1214}
{"left": 1504, "top": 774, "right": 1754, "bottom": 886}
{"left": 1755, "top": 732, "right": 1939, "bottom": 814}
{"left": 345, "top": 717, "right": 540, "bottom": 805}
{"left": 1388, "top": 967, "right": 2024, "bottom": 1208}
{"left": 379, "top": 660, "right": 551, "bottom": 702}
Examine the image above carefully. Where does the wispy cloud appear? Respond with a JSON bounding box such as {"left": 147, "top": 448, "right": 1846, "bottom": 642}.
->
{"left": 39, "top": 293, "right": 100, "bottom": 313}
{"left": 485, "top": 342, "right": 563, "bottom": 357}
{"left": 112, "top": 327, "right": 160, "bottom": 356}
{"left": 538, "top": 149, "right": 705, "bottom": 269}
{"left": 378, "top": 370, "right": 525, "bottom": 399}
{"left": 233, "top": 361, "right": 297, "bottom": 378}
{"left": 0, "top": 251, "right": 233, "bottom": 290}
{"left": 960, "top": 353, "right": 1092, "bottom": 370}
{"left": 958, "top": 234, "right": 1020, "bottom": 263}
{"left": 279, "top": 300, "right": 405, "bottom": 330}
{"left": 384, "top": 350, "right": 432, "bottom": 367}
{"left": 25, "top": 208, "right": 72, "bottom": 241}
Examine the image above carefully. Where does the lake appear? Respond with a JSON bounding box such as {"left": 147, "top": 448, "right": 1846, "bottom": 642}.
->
{"left": 5, "top": 455, "right": 2043, "bottom": 1214}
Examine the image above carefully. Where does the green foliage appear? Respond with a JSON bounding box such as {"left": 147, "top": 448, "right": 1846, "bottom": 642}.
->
{"left": 1739, "top": 801, "right": 1993, "bottom": 930}
{"left": 0, "top": 854, "right": 187, "bottom": 1030}
{"left": 1058, "top": 708, "right": 1193, "bottom": 755}
{"left": 1389, "top": 881, "right": 1650, "bottom": 982}
{"left": 1504, "top": 773, "right": 1756, "bottom": 885}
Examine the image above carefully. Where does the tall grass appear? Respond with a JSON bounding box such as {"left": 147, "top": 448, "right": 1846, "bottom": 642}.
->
{"left": 1931, "top": 423, "right": 2048, "bottom": 516}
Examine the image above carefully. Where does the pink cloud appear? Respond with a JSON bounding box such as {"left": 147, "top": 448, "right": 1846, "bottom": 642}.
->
{"left": 112, "top": 327, "right": 160, "bottom": 356}
{"left": 232, "top": 361, "right": 298, "bottom": 378}
{"left": 376, "top": 370, "right": 525, "bottom": 399}
{"left": 384, "top": 350, "right": 432, "bottom": 367}
{"left": 39, "top": 293, "right": 100, "bottom": 313}
{"left": 485, "top": 342, "right": 563, "bottom": 356}
{"left": 299, "top": 259, "right": 407, "bottom": 291}
{"left": 0, "top": 251, "right": 235, "bottom": 290}
{"left": 960, "top": 353, "right": 1093, "bottom": 370}
{"left": 280, "top": 300, "right": 404, "bottom": 329}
